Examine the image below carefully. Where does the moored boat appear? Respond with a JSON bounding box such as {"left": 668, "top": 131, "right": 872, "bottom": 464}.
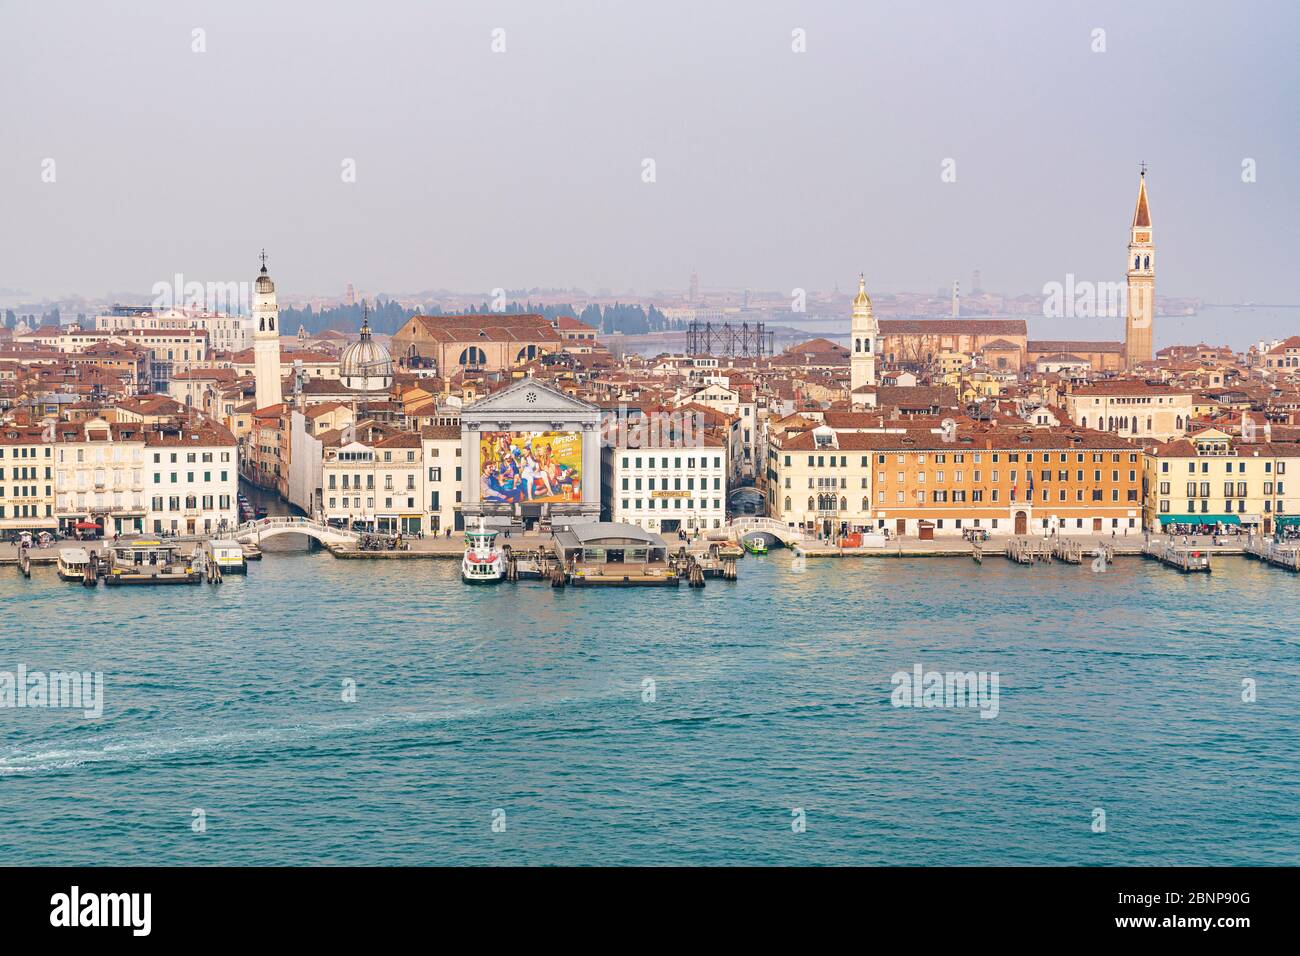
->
{"left": 461, "top": 517, "right": 504, "bottom": 583}
{"left": 741, "top": 536, "right": 768, "bottom": 555}
{"left": 56, "top": 547, "right": 92, "bottom": 582}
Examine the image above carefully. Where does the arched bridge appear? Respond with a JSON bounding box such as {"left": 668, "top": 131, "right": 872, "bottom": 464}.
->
{"left": 728, "top": 516, "right": 814, "bottom": 547}
{"left": 232, "top": 516, "right": 361, "bottom": 546}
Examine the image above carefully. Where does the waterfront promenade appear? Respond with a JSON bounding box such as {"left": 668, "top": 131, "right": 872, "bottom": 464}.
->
{"left": 0, "top": 529, "right": 1261, "bottom": 565}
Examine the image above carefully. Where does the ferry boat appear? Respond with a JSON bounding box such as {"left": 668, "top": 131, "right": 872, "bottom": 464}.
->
{"left": 56, "top": 547, "right": 92, "bottom": 582}
{"left": 741, "top": 535, "right": 768, "bottom": 556}
{"left": 461, "top": 518, "right": 504, "bottom": 583}
{"left": 208, "top": 539, "right": 248, "bottom": 574}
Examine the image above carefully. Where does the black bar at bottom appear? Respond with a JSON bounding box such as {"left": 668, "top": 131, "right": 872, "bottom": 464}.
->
{"left": 0, "top": 866, "right": 1279, "bottom": 941}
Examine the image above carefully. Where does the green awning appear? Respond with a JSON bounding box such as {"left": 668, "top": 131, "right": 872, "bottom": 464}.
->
{"left": 1158, "top": 514, "right": 1241, "bottom": 526}
{"left": 1275, "top": 515, "right": 1300, "bottom": 527}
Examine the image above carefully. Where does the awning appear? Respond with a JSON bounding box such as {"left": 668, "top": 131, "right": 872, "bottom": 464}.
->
{"left": 1275, "top": 515, "right": 1300, "bottom": 528}
{"left": 74, "top": 521, "right": 102, "bottom": 530}
{"left": 1158, "top": 514, "right": 1241, "bottom": 526}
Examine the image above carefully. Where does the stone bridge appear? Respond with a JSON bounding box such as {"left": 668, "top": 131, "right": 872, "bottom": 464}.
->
{"left": 728, "top": 516, "right": 814, "bottom": 547}
{"left": 231, "top": 516, "right": 361, "bottom": 546}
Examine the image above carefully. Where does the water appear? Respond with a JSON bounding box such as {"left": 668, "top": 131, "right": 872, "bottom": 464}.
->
{"left": 1, "top": 553, "right": 1296, "bottom": 865}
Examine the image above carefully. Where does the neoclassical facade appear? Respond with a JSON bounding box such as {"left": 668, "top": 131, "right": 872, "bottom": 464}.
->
{"left": 460, "top": 377, "right": 602, "bottom": 526}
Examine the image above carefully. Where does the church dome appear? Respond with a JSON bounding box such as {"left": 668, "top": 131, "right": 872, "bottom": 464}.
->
{"left": 340, "top": 317, "right": 393, "bottom": 390}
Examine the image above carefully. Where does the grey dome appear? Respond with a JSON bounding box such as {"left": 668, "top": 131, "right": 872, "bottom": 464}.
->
{"left": 340, "top": 319, "right": 393, "bottom": 381}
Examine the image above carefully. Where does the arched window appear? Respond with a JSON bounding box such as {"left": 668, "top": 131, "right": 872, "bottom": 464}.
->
{"left": 1176, "top": 415, "right": 1183, "bottom": 430}
{"left": 840, "top": 497, "right": 847, "bottom": 511}
{"left": 807, "top": 497, "right": 814, "bottom": 511}
{"left": 862, "top": 496, "right": 869, "bottom": 511}
{"left": 784, "top": 496, "right": 792, "bottom": 512}
{"left": 1143, "top": 255, "right": 1150, "bottom": 270}
{"left": 1081, "top": 416, "right": 1088, "bottom": 428}
{"left": 1135, "top": 255, "right": 1141, "bottom": 269}
{"left": 458, "top": 347, "right": 486, "bottom": 366}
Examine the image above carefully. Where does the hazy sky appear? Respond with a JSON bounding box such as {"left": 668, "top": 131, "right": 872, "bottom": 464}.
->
{"left": 3, "top": 0, "right": 1298, "bottom": 304}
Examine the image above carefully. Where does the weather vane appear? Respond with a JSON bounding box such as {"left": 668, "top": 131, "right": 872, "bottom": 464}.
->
{"left": 1139, "top": 161, "right": 1148, "bottom": 177}
{"left": 259, "top": 248, "right": 268, "bottom": 266}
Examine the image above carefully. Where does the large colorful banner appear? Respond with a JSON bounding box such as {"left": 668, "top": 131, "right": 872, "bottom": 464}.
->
{"left": 480, "top": 431, "right": 583, "bottom": 505}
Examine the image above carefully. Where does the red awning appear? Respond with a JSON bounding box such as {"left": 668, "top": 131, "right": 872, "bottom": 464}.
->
{"left": 74, "top": 521, "right": 102, "bottom": 530}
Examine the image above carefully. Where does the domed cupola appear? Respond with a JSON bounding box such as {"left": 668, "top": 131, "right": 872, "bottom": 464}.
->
{"left": 255, "top": 250, "right": 276, "bottom": 294}
{"left": 340, "top": 307, "right": 394, "bottom": 392}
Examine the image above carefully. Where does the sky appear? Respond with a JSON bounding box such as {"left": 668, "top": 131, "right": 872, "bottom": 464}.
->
{"left": 2, "top": 0, "right": 1298, "bottom": 305}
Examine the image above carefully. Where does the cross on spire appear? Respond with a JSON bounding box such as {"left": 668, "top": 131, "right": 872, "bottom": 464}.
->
{"left": 259, "top": 248, "right": 269, "bottom": 268}
{"left": 1139, "top": 161, "right": 1148, "bottom": 177}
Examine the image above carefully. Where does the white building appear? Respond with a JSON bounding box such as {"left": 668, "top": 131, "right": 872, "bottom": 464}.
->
{"left": 422, "top": 424, "right": 463, "bottom": 534}
{"left": 96, "top": 307, "right": 252, "bottom": 353}
{"left": 603, "top": 440, "right": 728, "bottom": 534}
{"left": 142, "top": 421, "right": 239, "bottom": 535}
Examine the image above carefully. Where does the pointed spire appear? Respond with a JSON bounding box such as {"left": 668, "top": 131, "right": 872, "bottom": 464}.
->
{"left": 1132, "top": 169, "right": 1151, "bottom": 228}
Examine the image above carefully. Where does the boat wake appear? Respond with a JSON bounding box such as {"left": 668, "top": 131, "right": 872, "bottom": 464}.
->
{"left": 0, "top": 707, "right": 484, "bottom": 776}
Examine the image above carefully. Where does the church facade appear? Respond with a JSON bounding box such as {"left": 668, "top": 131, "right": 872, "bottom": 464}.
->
{"left": 460, "top": 377, "right": 603, "bottom": 527}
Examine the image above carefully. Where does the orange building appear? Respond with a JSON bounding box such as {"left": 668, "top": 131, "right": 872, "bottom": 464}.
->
{"left": 865, "top": 428, "right": 1143, "bottom": 536}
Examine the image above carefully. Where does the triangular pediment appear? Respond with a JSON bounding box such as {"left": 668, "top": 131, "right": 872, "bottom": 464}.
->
{"left": 464, "top": 376, "right": 598, "bottom": 415}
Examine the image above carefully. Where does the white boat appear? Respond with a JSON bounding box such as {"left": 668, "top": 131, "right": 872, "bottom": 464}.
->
{"left": 461, "top": 517, "right": 504, "bottom": 583}
{"left": 56, "top": 547, "right": 91, "bottom": 582}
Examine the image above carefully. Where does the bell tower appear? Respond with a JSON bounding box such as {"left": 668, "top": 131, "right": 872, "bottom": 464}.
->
{"left": 1125, "top": 168, "right": 1154, "bottom": 369}
{"left": 850, "top": 274, "right": 878, "bottom": 397}
{"left": 253, "top": 250, "right": 283, "bottom": 410}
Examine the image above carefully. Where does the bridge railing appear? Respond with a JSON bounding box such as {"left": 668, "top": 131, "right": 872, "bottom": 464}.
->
{"left": 233, "top": 516, "right": 361, "bottom": 541}
{"left": 728, "top": 516, "right": 814, "bottom": 543}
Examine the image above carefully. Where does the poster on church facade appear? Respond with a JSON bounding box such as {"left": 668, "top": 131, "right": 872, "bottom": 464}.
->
{"left": 479, "top": 430, "right": 583, "bottom": 504}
